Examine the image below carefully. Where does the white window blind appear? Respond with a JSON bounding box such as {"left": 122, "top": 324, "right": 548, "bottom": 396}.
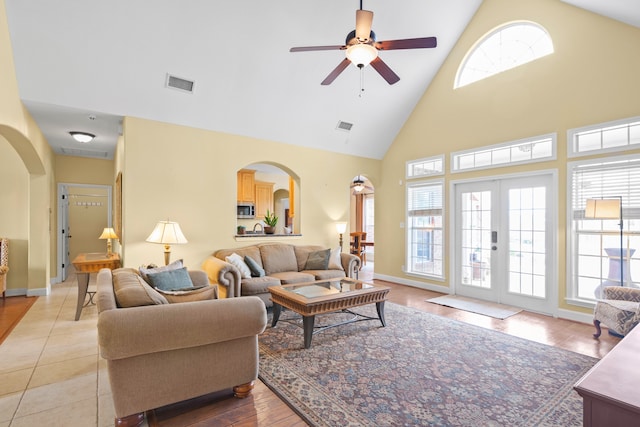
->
{"left": 407, "top": 180, "right": 444, "bottom": 278}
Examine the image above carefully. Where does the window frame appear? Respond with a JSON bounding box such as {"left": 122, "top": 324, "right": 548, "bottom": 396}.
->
{"left": 406, "top": 155, "right": 445, "bottom": 179}
{"left": 567, "top": 116, "right": 640, "bottom": 158}
{"left": 405, "top": 178, "right": 445, "bottom": 281}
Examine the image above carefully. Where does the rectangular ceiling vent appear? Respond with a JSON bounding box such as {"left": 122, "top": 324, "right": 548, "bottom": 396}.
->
{"left": 336, "top": 120, "right": 353, "bottom": 132}
{"left": 60, "top": 147, "right": 108, "bottom": 159}
{"left": 166, "top": 74, "right": 195, "bottom": 93}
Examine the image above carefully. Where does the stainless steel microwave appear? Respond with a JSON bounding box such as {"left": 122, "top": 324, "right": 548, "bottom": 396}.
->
{"left": 237, "top": 203, "right": 255, "bottom": 219}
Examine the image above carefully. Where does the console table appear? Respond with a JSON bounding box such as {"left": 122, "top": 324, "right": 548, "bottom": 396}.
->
{"left": 72, "top": 252, "right": 120, "bottom": 320}
{"left": 574, "top": 325, "right": 640, "bottom": 426}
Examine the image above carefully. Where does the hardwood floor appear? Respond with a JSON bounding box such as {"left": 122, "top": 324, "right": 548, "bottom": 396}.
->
{"left": 0, "top": 295, "right": 37, "bottom": 345}
{"left": 148, "top": 270, "right": 621, "bottom": 427}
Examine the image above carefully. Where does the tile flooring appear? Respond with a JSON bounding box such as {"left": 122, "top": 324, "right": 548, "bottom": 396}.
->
{"left": 0, "top": 274, "right": 126, "bottom": 427}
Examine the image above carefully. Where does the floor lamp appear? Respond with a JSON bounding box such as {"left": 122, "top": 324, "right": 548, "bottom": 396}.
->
{"left": 585, "top": 197, "right": 624, "bottom": 287}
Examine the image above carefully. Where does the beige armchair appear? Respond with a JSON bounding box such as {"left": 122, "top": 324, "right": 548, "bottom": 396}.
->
{"left": 0, "top": 238, "right": 7, "bottom": 299}
{"left": 593, "top": 286, "right": 640, "bottom": 338}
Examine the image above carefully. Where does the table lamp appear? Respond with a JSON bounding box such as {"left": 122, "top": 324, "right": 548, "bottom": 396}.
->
{"left": 99, "top": 227, "right": 118, "bottom": 256}
{"left": 585, "top": 197, "right": 624, "bottom": 287}
{"left": 146, "top": 220, "right": 188, "bottom": 265}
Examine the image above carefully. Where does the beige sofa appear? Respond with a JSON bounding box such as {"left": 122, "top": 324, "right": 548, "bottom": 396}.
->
{"left": 202, "top": 243, "right": 361, "bottom": 307}
{"left": 96, "top": 267, "right": 267, "bottom": 426}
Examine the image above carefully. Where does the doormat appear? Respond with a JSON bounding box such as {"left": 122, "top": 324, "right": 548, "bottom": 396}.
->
{"left": 427, "top": 294, "right": 522, "bottom": 319}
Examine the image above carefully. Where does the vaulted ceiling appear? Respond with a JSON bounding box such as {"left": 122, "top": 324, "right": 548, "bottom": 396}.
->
{"left": 5, "top": 1, "right": 640, "bottom": 161}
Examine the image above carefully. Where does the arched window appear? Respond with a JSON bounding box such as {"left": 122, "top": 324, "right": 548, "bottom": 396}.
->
{"left": 455, "top": 21, "right": 553, "bottom": 88}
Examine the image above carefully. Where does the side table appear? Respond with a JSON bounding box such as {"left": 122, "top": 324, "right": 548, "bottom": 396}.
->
{"left": 72, "top": 253, "right": 120, "bottom": 320}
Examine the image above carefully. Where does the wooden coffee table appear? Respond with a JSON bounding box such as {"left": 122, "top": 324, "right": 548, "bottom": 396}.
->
{"left": 268, "top": 278, "right": 390, "bottom": 348}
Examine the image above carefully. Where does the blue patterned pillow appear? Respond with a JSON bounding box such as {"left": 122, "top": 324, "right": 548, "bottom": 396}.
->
{"left": 145, "top": 267, "right": 194, "bottom": 291}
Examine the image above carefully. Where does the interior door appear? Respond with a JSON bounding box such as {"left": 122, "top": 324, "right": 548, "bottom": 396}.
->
{"left": 59, "top": 184, "right": 71, "bottom": 281}
{"left": 454, "top": 174, "right": 554, "bottom": 314}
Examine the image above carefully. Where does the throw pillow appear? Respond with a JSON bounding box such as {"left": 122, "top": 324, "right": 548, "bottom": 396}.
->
{"left": 146, "top": 267, "right": 195, "bottom": 291}
{"left": 305, "top": 249, "right": 331, "bottom": 270}
{"left": 226, "top": 253, "right": 252, "bottom": 279}
{"left": 328, "top": 247, "right": 344, "bottom": 270}
{"left": 139, "top": 259, "right": 183, "bottom": 283}
{"left": 112, "top": 269, "right": 168, "bottom": 307}
{"left": 245, "top": 255, "right": 265, "bottom": 277}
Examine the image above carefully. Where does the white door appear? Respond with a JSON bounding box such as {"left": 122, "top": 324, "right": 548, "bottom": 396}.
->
{"left": 454, "top": 174, "right": 554, "bottom": 314}
{"left": 58, "top": 184, "right": 71, "bottom": 281}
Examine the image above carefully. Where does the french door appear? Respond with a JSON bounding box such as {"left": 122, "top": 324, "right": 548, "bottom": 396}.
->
{"left": 453, "top": 174, "right": 555, "bottom": 314}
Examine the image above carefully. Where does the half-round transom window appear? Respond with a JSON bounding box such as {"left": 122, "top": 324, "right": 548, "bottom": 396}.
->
{"left": 455, "top": 21, "right": 554, "bottom": 88}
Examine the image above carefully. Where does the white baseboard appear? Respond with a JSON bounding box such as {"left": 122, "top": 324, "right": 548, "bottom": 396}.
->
{"left": 373, "top": 273, "right": 451, "bottom": 294}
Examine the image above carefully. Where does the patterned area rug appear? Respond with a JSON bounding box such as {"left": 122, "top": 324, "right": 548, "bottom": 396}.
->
{"left": 259, "top": 303, "right": 596, "bottom": 427}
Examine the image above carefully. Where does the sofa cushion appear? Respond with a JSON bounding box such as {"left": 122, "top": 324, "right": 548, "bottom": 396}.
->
{"left": 225, "top": 253, "right": 252, "bottom": 279}
{"left": 260, "top": 244, "right": 298, "bottom": 275}
{"left": 245, "top": 256, "right": 265, "bottom": 277}
{"left": 146, "top": 267, "right": 195, "bottom": 291}
{"left": 303, "top": 269, "right": 347, "bottom": 281}
{"left": 139, "top": 259, "right": 183, "bottom": 283}
{"left": 294, "top": 245, "right": 325, "bottom": 272}
{"left": 112, "top": 269, "right": 168, "bottom": 308}
{"left": 241, "top": 276, "right": 281, "bottom": 296}
{"left": 269, "top": 271, "right": 315, "bottom": 284}
{"left": 305, "top": 249, "right": 330, "bottom": 270}
{"left": 328, "top": 247, "right": 344, "bottom": 270}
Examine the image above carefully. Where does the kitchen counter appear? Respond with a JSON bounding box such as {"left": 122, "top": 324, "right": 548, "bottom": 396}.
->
{"left": 235, "top": 233, "right": 302, "bottom": 238}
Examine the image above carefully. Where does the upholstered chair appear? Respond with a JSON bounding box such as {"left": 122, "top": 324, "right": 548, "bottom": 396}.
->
{"left": 593, "top": 286, "right": 640, "bottom": 338}
{"left": 0, "top": 238, "right": 8, "bottom": 299}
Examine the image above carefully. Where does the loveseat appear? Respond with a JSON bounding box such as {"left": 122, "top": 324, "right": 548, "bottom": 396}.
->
{"left": 96, "top": 267, "right": 267, "bottom": 426}
{"left": 202, "top": 243, "right": 360, "bottom": 307}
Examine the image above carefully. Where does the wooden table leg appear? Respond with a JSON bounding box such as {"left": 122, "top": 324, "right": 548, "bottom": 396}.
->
{"left": 376, "top": 301, "right": 386, "bottom": 327}
{"left": 271, "top": 303, "right": 282, "bottom": 327}
{"left": 75, "top": 272, "right": 90, "bottom": 321}
{"left": 303, "top": 315, "right": 315, "bottom": 349}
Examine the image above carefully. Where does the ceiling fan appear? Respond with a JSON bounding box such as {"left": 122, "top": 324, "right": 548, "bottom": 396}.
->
{"left": 290, "top": 1, "right": 437, "bottom": 85}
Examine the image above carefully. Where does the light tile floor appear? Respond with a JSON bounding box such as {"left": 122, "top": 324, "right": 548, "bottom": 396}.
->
{"left": 0, "top": 273, "right": 146, "bottom": 427}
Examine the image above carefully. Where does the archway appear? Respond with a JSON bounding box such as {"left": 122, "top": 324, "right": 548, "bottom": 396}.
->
{"left": 350, "top": 175, "right": 375, "bottom": 272}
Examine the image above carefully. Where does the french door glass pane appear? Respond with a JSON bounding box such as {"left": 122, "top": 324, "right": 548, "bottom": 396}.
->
{"left": 461, "top": 190, "right": 492, "bottom": 288}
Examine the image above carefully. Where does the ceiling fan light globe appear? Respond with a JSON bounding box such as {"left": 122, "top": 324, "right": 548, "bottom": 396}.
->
{"left": 346, "top": 44, "right": 378, "bottom": 68}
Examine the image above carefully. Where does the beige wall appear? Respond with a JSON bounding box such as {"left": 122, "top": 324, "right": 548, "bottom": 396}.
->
{"left": 0, "top": 0, "right": 55, "bottom": 295}
{"left": 120, "top": 117, "right": 380, "bottom": 269}
{"left": 0, "top": 136, "right": 29, "bottom": 292}
{"left": 377, "top": 0, "right": 640, "bottom": 315}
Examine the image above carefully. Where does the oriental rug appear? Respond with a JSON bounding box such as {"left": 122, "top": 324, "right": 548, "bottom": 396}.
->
{"left": 258, "top": 303, "right": 596, "bottom": 427}
{"left": 426, "top": 295, "right": 522, "bottom": 319}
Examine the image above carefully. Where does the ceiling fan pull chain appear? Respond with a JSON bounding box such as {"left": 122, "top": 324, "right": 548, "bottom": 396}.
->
{"left": 359, "top": 66, "right": 365, "bottom": 97}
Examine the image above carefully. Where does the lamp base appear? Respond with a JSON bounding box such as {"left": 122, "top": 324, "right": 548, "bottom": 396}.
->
{"left": 163, "top": 244, "right": 171, "bottom": 266}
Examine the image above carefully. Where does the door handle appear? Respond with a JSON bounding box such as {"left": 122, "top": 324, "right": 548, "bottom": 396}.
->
{"left": 491, "top": 231, "right": 497, "bottom": 250}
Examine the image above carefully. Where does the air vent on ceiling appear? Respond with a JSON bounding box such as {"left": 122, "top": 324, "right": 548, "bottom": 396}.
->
{"left": 336, "top": 120, "right": 353, "bottom": 132}
{"left": 166, "top": 74, "right": 195, "bottom": 93}
{"left": 60, "top": 147, "right": 109, "bottom": 159}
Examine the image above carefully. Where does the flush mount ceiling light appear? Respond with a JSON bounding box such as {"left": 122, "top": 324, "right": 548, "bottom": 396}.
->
{"left": 69, "top": 131, "right": 95, "bottom": 143}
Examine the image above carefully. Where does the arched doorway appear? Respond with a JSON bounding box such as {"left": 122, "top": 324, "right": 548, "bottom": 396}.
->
{"left": 350, "top": 175, "right": 374, "bottom": 274}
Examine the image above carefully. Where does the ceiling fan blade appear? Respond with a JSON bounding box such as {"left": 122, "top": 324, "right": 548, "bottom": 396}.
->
{"left": 355, "top": 9, "right": 374, "bottom": 42}
{"left": 290, "top": 45, "right": 345, "bottom": 52}
{"left": 375, "top": 37, "right": 437, "bottom": 51}
{"left": 370, "top": 57, "right": 400, "bottom": 85}
{"left": 321, "top": 58, "right": 351, "bottom": 85}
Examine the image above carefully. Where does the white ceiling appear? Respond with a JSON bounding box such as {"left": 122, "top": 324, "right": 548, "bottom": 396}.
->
{"left": 5, "top": 1, "right": 640, "bottom": 161}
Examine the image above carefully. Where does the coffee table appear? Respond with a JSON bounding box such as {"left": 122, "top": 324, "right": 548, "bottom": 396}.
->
{"left": 268, "top": 278, "right": 390, "bottom": 348}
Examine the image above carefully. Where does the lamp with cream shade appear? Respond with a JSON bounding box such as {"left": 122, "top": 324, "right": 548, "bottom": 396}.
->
{"left": 146, "top": 220, "right": 188, "bottom": 265}
{"left": 585, "top": 197, "right": 624, "bottom": 288}
{"left": 99, "top": 227, "right": 118, "bottom": 257}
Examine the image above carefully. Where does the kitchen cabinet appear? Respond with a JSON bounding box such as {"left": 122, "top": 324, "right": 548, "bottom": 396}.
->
{"left": 237, "top": 169, "right": 255, "bottom": 203}
{"left": 255, "top": 181, "right": 274, "bottom": 219}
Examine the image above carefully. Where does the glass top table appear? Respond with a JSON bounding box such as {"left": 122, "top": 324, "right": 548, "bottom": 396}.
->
{"left": 268, "top": 278, "right": 390, "bottom": 348}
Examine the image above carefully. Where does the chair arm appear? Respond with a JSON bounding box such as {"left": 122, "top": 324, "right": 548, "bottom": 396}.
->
{"left": 340, "top": 252, "right": 361, "bottom": 279}
{"left": 201, "top": 256, "right": 241, "bottom": 298}
{"left": 98, "top": 296, "right": 266, "bottom": 361}
{"left": 602, "top": 286, "right": 640, "bottom": 302}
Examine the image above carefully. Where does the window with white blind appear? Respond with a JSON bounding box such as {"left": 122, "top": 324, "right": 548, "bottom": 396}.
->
{"left": 406, "top": 180, "right": 444, "bottom": 279}
{"left": 568, "top": 116, "right": 640, "bottom": 157}
{"left": 568, "top": 156, "right": 640, "bottom": 303}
